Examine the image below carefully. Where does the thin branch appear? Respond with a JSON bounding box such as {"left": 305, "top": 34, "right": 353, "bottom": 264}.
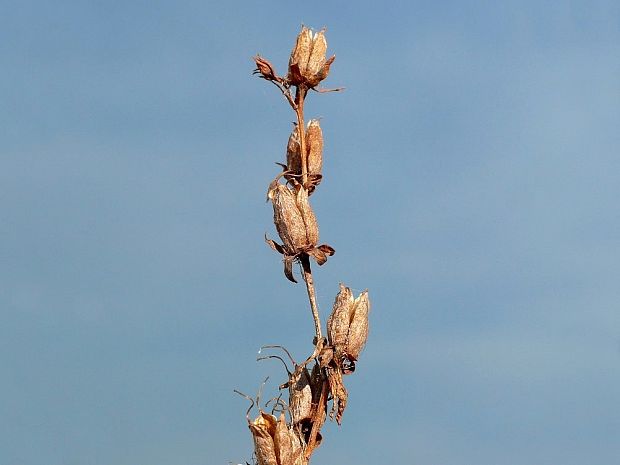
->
{"left": 300, "top": 254, "right": 322, "bottom": 343}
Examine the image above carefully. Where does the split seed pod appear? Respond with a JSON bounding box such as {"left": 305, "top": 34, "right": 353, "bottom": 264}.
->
{"left": 306, "top": 119, "right": 323, "bottom": 190}
{"left": 288, "top": 27, "right": 335, "bottom": 87}
{"left": 249, "top": 412, "right": 278, "bottom": 465}
{"left": 283, "top": 120, "right": 323, "bottom": 194}
{"left": 287, "top": 365, "right": 313, "bottom": 426}
{"left": 266, "top": 183, "right": 334, "bottom": 282}
{"left": 274, "top": 414, "right": 304, "bottom": 465}
{"left": 249, "top": 412, "right": 304, "bottom": 465}
{"left": 327, "top": 284, "right": 371, "bottom": 370}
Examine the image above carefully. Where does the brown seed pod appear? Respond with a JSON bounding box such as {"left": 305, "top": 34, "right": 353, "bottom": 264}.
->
{"left": 253, "top": 55, "right": 278, "bottom": 82}
{"left": 288, "top": 27, "right": 313, "bottom": 85}
{"left": 270, "top": 184, "right": 315, "bottom": 253}
{"left": 295, "top": 185, "right": 319, "bottom": 247}
{"left": 326, "top": 284, "right": 371, "bottom": 369}
{"left": 346, "top": 290, "right": 370, "bottom": 361}
{"left": 288, "top": 27, "right": 335, "bottom": 88}
{"left": 287, "top": 365, "right": 313, "bottom": 426}
{"left": 249, "top": 412, "right": 278, "bottom": 465}
{"left": 305, "top": 119, "right": 323, "bottom": 192}
{"left": 285, "top": 124, "right": 302, "bottom": 182}
{"left": 267, "top": 182, "right": 333, "bottom": 282}
{"left": 326, "top": 284, "right": 354, "bottom": 354}
{"left": 306, "top": 31, "right": 327, "bottom": 78}
{"left": 274, "top": 413, "right": 304, "bottom": 465}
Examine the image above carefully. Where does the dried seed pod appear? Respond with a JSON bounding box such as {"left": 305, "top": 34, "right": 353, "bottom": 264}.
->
{"left": 253, "top": 55, "right": 278, "bottom": 82}
{"left": 288, "top": 27, "right": 335, "bottom": 87}
{"left": 274, "top": 414, "right": 304, "bottom": 465}
{"left": 305, "top": 119, "right": 323, "bottom": 192}
{"left": 306, "top": 31, "right": 327, "bottom": 78}
{"left": 326, "top": 284, "right": 371, "bottom": 368}
{"left": 285, "top": 124, "right": 302, "bottom": 182}
{"left": 267, "top": 182, "right": 334, "bottom": 282}
{"left": 288, "top": 27, "right": 313, "bottom": 85}
{"left": 346, "top": 290, "right": 370, "bottom": 361}
{"left": 326, "top": 284, "right": 354, "bottom": 354}
{"left": 270, "top": 184, "right": 315, "bottom": 253}
{"left": 288, "top": 365, "right": 313, "bottom": 425}
{"left": 295, "top": 185, "right": 319, "bottom": 247}
{"left": 249, "top": 412, "right": 278, "bottom": 465}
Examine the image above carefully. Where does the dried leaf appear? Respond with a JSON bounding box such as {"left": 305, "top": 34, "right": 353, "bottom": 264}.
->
{"left": 326, "top": 366, "right": 347, "bottom": 424}
{"left": 283, "top": 255, "right": 297, "bottom": 283}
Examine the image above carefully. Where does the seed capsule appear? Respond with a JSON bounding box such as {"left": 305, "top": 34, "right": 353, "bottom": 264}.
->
{"left": 326, "top": 284, "right": 371, "bottom": 367}
{"left": 270, "top": 184, "right": 317, "bottom": 254}
{"left": 346, "top": 291, "right": 370, "bottom": 361}
{"left": 288, "top": 27, "right": 335, "bottom": 87}
{"left": 306, "top": 119, "right": 323, "bottom": 190}
{"left": 249, "top": 412, "right": 278, "bottom": 465}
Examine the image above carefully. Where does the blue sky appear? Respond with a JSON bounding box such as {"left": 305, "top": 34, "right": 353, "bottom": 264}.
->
{"left": 1, "top": 1, "right": 619, "bottom": 464}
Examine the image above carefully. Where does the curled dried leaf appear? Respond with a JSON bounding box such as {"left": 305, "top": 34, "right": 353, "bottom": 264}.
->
{"left": 326, "top": 366, "right": 347, "bottom": 425}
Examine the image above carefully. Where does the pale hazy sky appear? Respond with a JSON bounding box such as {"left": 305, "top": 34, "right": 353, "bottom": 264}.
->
{"left": 2, "top": 1, "right": 619, "bottom": 464}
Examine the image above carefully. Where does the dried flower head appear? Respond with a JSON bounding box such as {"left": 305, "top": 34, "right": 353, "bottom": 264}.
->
{"left": 283, "top": 120, "right": 324, "bottom": 194}
{"left": 327, "top": 284, "right": 371, "bottom": 371}
{"left": 249, "top": 411, "right": 304, "bottom": 465}
{"left": 288, "top": 27, "right": 336, "bottom": 88}
{"left": 266, "top": 182, "right": 334, "bottom": 282}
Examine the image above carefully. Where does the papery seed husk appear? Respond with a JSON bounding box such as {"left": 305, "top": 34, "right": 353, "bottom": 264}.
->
{"left": 274, "top": 414, "right": 304, "bottom": 465}
{"left": 288, "top": 27, "right": 312, "bottom": 82}
{"left": 271, "top": 184, "right": 310, "bottom": 253}
{"left": 306, "top": 119, "right": 323, "bottom": 178}
{"left": 346, "top": 291, "right": 370, "bottom": 360}
{"left": 285, "top": 124, "right": 302, "bottom": 181}
{"left": 295, "top": 186, "right": 319, "bottom": 248}
{"left": 306, "top": 31, "right": 327, "bottom": 77}
{"left": 249, "top": 412, "right": 278, "bottom": 465}
{"left": 308, "top": 55, "right": 335, "bottom": 87}
{"left": 288, "top": 366, "right": 313, "bottom": 425}
{"left": 327, "top": 283, "right": 354, "bottom": 351}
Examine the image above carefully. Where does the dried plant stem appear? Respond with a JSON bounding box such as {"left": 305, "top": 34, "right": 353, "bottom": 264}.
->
{"left": 294, "top": 85, "right": 309, "bottom": 187}
{"left": 304, "top": 376, "right": 328, "bottom": 460}
{"left": 301, "top": 254, "right": 322, "bottom": 343}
